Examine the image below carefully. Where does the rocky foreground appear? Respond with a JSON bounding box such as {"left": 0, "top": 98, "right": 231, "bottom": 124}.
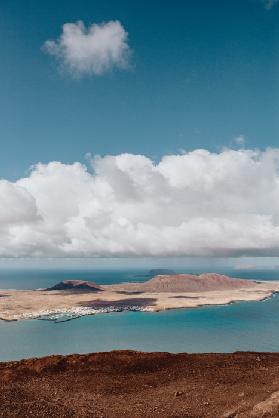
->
{"left": 1, "top": 351, "right": 279, "bottom": 417}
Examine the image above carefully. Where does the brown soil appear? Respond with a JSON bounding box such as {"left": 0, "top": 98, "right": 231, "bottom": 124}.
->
{"left": 1, "top": 351, "right": 279, "bottom": 417}
{"left": 137, "top": 273, "right": 255, "bottom": 292}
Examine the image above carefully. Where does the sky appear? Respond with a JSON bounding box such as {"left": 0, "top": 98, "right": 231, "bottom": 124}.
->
{"left": 1, "top": 0, "right": 279, "bottom": 179}
{"left": 1, "top": 0, "right": 279, "bottom": 260}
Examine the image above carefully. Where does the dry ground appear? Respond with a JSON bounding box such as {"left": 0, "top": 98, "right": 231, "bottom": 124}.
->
{"left": 1, "top": 351, "right": 279, "bottom": 417}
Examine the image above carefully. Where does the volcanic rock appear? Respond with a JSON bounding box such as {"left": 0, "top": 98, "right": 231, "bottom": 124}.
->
{"left": 46, "top": 280, "right": 102, "bottom": 292}
{"left": 138, "top": 273, "right": 255, "bottom": 293}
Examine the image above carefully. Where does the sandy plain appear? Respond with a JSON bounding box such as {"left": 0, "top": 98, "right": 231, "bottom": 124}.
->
{"left": 1, "top": 273, "right": 279, "bottom": 321}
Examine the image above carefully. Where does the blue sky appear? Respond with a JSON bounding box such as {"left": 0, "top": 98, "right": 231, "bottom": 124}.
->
{"left": 1, "top": 0, "right": 279, "bottom": 180}
{"left": 1, "top": 0, "right": 279, "bottom": 261}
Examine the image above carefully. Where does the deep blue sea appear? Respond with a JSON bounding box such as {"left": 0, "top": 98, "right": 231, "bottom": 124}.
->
{"left": 1, "top": 267, "right": 279, "bottom": 361}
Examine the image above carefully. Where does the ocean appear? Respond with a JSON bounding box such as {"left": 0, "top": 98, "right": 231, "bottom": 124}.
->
{"left": 1, "top": 267, "right": 279, "bottom": 361}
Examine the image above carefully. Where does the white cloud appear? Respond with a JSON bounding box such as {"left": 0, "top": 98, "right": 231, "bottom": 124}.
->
{"left": 43, "top": 20, "right": 131, "bottom": 77}
{"left": 263, "top": 0, "right": 278, "bottom": 10}
{"left": 234, "top": 135, "right": 246, "bottom": 147}
{"left": 1, "top": 148, "right": 279, "bottom": 257}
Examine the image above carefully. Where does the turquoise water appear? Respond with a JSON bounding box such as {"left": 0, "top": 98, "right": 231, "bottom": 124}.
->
{"left": 0, "top": 268, "right": 152, "bottom": 289}
{"left": 1, "top": 268, "right": 279, "bottom": 361}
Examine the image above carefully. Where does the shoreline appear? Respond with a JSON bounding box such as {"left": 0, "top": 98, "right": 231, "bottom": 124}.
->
{"left": 2, "top": 274, "right": 279, "bottom": 322}
{"left": 0, "top": 287, "right": 278, "bottom": 323}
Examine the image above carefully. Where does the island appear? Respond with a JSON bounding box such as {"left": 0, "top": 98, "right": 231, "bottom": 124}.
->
{"left": 1, "top": 273, "right": 279, "bottom": 321}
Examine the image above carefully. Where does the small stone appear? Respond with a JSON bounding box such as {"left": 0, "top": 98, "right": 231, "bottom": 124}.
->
{"left": 174, "top": 391, "right": 183, "bottom": 397}
{"left": 223, "top": 411, "right": 237, "bottom": 418}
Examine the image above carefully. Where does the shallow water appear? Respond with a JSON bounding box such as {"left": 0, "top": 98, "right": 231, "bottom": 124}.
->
{"left": 1, "top": 268, "right": 279, "bottom": 361}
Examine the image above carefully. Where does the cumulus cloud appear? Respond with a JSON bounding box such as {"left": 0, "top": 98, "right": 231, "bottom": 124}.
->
{"left": 43, "top": 20, "right": 131, "bottom": 77}
{"left": 263, "top": 0, "right": 278, "bottom": 10}
{"left": 1, "top": 148, "right": 279, "bottom": 257}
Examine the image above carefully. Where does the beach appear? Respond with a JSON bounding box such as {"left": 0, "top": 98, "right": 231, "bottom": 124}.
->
{"left": 1, "top": 273, "right": 279, "bottom": 321}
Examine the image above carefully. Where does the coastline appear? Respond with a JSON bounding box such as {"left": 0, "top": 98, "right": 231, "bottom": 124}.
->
{"left": 1, "top": 278, "right": 279, "bottom": 322}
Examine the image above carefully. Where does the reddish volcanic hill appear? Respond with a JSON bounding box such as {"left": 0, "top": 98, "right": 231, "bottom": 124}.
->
{"left": 46, "top": 280, "right": 102, "bottom": 292}
{"left": 1, "top": 351, "right": 279, "bottom": 417}
{"left": 138, "top": 273, "right": 255, "bottom": 292}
